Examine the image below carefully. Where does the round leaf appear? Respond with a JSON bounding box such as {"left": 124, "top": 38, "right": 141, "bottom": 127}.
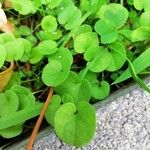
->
{"left": 86, "top": 47, "right": 110, "bottom": 73}
{"left": 74, "top": 32, "right": 99, "bottom": 53}
{"left": 41, "top": 15, "right": 58, "bottom": 33}
{"left": 42, "top": 48, "right": 73, "bottom": 86}
{"left": 0, "top": 44, "right": 6, "bottom": 68}
{"left": 140, "top": 12, "right": 150, "bottom": 27}
{"left": 18, "top": 26, "right": 31, "bottom": 36}
{"left": 131, "top": 27, "right": 150, "bottom": 42}
{"left": 98, "top": 4, "right": 129, "bottom": 28}
{"left": 12, "top": 0, "right": 35, "bottom": 15}
{"left": 58, "top": 6, "right": 82, "bottom": 30}
{"left": 55, "top": 72, "right": 92, "bottom": 103}
{"left": 45, "top": 95, "right": 61, "bottom": 127}
{"left": 0, "top": 90, "right": 19, "bottom": 117}
{"left": 94, "top": 20, "right": 118, "bottom": 44}
{"left": 92, "top": 81, "right": 110, "bottom": 100}
{"left": 29, "top": 47, "right": 43, "bottom": 64}
{"left": 54, "top": 101, "right": 96, "bottom": 147}
{"left": 0, "top": 33, "right": 15, "bottom": 44}
{"left": 62, "top": 93, "right": 74, "bottom": 103}
{"left": 4, "top": 39, "right": 25, "bottom": 61}
{"left": 106, "top": 42, "right": 126, "bottom": 72}
{"left": 37, "top": 40, "right": 57, "bottom": 55}
{"left": 0, "top": 124, "right": 23, "bottom": 138}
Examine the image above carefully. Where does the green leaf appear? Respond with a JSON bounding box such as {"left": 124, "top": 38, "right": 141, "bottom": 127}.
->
{"left": 140, "top": 12, "right": 150, "bottom": 27}
{"left": 0, "top": 124, "right": 23, "bottom": 138}
{"left": 80, "top": 0, "right": 107, "bottom": 14}
{"left": 45, "top": 95, "right": 61, "bottom": 127}
{"left": 26, "top": 35, "right": 37, "bottom": 47}
{"left": 21, "top": 38, "right": 32, "bottom": 51}
{"left": 0, "top": 44, "right": 6, "bottom": 68}
{"left": 42, "top": 48, "right": 73, "bottom": 86}
{"left": 75, "top": 24, "right": 92, "bottom": 38}
{"left": 36, "top": 30, "right": 62, "bottom": 41}
{"left": 113, "top": 47, "right": 150, "bottom": 84}
{"left": 133, "top": 0, "right": 150, "bottom": 12}
{"left": 85, "top": 46, "right": 110, "bottom": 72}
{"left": 58, "top": 6, "right": 82, "bottom": 30}
{"left": 37, "top": 40, "right": 57, "bottom": 55}
{"left": 91, "top": 81, "right": 110, "bottom": 100}
{"left": 0, "top": 90, "right": 19, "bottom": 117}
{"left": 54, "top": 101, "right": 96, "bottom": 147}
{"left": 98, "top": 4, "right": 129, "bottom": 28}
{"left": 47, "top": 0, "right": 63, "bottom": 9}
{"left": 106, "top": 42, "right": 126, "bottom": 72}
{"left": 132, "top": 27, "right": 150, "bottom": 42}
{"left": 41, "top": 15, "right": 58, "bottom": 33}
{"left": 74, "top": 32, "right": 99, "bottom": 53}
{"left": 18, "top": 26, "right": 31, "bottom": 36}
{"left": 4, "top": 73, "right": 21, "bottom": 90}
{"left": 0, "top": 33, "right": 15, "bottom": 44}
{"left": 55, "top": 72, "right": 92, "bottom": 103}
{"left": 79, "top": 70, "right": 98, "bottom": 84}
{"left": 42, "top": 0, "right": 62, "bottom": 8}
{"left": 11, "top": 85, "right": 36, "bottom": 109}
{"left": 0, "top": 103, "right": 43, "bottom": 129}
{"left": 29, "top": 47, "right": 43, "bottom": 64}
{"left": 62, "top": 93, "right": 74, "bottom": 103}
{"left": 12, "top": 0, "right": 35, "bottom": 15}
{"left": 4, "top": 39, "right": 25, "bottom": 61}
{"left": 94, "top": 20, "right": 118, "bottom": 44}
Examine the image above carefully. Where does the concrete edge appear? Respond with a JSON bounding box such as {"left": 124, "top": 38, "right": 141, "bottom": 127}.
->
{"left": 4, "top": 75, "right": 150, "bottom": 149}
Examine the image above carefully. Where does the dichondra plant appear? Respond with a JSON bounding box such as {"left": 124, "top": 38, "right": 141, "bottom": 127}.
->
{"left": 0, "top": 0, "right": 150, "bottom": 148}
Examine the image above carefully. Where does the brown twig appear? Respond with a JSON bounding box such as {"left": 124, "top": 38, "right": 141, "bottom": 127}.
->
{"left": 26, "top": 87, "right": 54, "bottom": 150}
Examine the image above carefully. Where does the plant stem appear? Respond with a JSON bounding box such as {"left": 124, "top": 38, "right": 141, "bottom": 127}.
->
{"left": 26, "top": 87, "right": 54, "bottom": 150}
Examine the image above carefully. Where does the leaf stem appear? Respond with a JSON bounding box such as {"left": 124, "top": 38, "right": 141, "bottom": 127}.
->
{"left": 26, "top": 87, "right": 54, "bottom": 150}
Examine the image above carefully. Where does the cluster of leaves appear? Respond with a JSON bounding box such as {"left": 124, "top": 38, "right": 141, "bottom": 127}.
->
{"left": 0, "top": 0, "right": 150, "bottom": 147}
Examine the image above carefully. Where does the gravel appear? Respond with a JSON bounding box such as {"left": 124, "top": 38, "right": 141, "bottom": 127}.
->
{"left": 33, "top": 83, "right": 150, "bottom": 150}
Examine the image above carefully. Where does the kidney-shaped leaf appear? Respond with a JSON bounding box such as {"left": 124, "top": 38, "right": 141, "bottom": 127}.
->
{"left": 37, "top": 40, "right": 57, "bottom": 55}
{"left": 85, "top": 46, "right": 110, "bottom": 73}
{"left": 131, "top": 27, "right": 150, "bottom": 42}
{"left": 92, "top": 81, "right": 110, "bottom": 100}
{"left": 0, "top": 124, "right": 23, "bottom": 138}
{"left": 54, "top": 101, "right": 96, "bottom": 147}
{"left": 11, "top": 85, "right": 36, "bottom": 109}
{"left": 45, "top": 95, "right": 61, "bottom": 127}
{"left": 106, "top": 41, "right": 126, "bottom": 72}
{"left": 0, "top": 44, "right": 6, "bottom": 68}
{"left": 98, "top": 4, "right": 129, "bottom": 28}
{"left": 12, "top": 0, "right": 35, "bottom": 15}
{"left": 55, "top": 72, "right": 92, "bottom": 103}
{"left": 74, "top": 32, "right": 99, "bottom": 53}
{"left": 140, "top": 12, "right": 150, "bottom": 27}
{"left": 133, "top": 0, "right": 150, "bottom": 12}
{"left": 58, "top": 6, "right": 82, "bottom": 30}
{"left": 41, "top": 15, "right": 58, "bottom": 33}
{"left": 42, "top": 48, "right": 73, "bottom": 86}
{"left": 0, "top": 90, "right": 19, "bottom": 117}
{"left": 94, "top": 20, "right": 118, "bottom": 44}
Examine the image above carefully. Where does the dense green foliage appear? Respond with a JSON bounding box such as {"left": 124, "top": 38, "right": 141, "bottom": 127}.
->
{"left": 0, "top": 0, "right": 150, "bottom": 147}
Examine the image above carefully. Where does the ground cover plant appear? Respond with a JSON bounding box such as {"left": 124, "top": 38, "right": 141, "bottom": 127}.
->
{"left": 0, "top": 0, "right": 150, "bottom": 149}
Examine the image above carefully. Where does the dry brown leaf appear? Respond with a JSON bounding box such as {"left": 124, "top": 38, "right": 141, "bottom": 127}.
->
{"left": 0, "top": 62, "right": 14, "bottom": 92}
{"left": 0, "top": 8, "right": 14, "bottom": 33}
